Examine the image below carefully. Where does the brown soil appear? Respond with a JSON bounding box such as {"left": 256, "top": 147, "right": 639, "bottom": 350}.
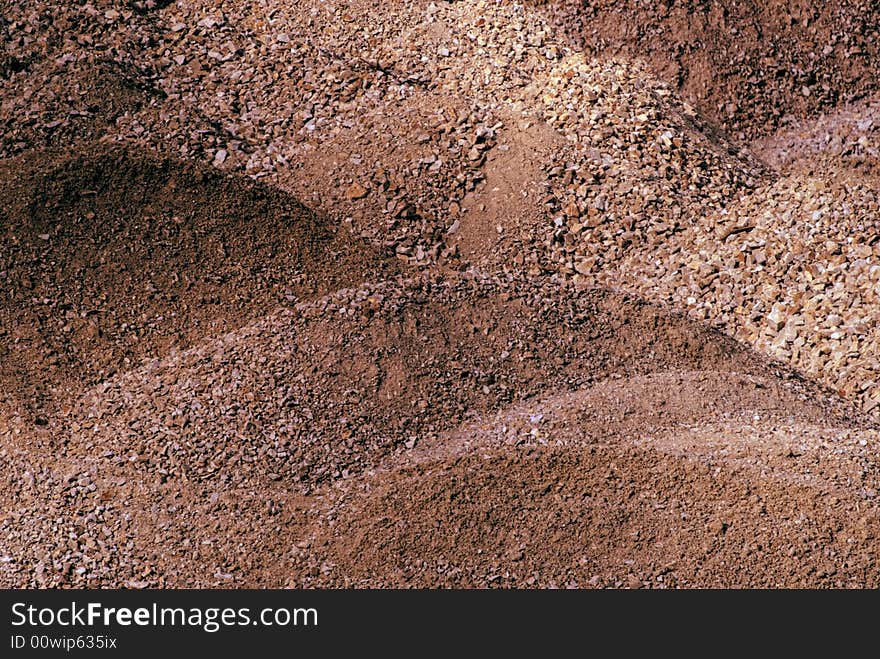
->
{"left": 543, "top": 0, "right": 880, "bottom": 141}
{"left": 2, "top": 0, "right": 880, "bottom": 590}
{"left": 0, "top": 145, "right": 397, "bottom": 418}
{"left": 305, "top": 441, "right": 880, "bottom": 588}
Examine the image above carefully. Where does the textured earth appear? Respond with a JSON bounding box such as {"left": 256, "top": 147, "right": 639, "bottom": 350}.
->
{"left": 2, "top": 0, "right": 880, "bottom": 588}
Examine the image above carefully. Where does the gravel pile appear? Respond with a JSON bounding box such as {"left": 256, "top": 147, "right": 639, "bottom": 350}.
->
{"left": 7, "top": 271, "right": 798, "bottom": 493}
{"left": 294, "top": 428, "right": 880, "bottom": 588}
{"left": 3, "top": 0, "right": 880, "bottom": 588}
{"left": 597, "top": 174, "right": 880, "bottom": 410}
{"left": 2, "top": 271, "right": 869, "bottom": 587}
{"left": 540, "top": 0, "right": 880, "bottom": 141}
{"left": 0, "top": 144, "right": 396, "bottom": 418}
{"left": 122, "top": 0, "right": 879, "bottom": 412}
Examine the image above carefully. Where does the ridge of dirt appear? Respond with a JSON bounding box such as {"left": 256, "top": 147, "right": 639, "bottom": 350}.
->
{"left": 0, "top": 144, "right": 397, "bottom": 418}
{"left": 3, "top": 0, "right": 880, "bottom": 590}
{"left": 2, "top": 271, "right": 864, "bottom": 588}
{"left": 752, "top": 93, "right": 880, "bottom": 174}
{"left": 297, "top": 435, "right": 880, "bottom": 588}
{"left": 409, "top": 369, "right": 840, "bottom": 462}
{"left": 5, "top": 0, "right": 879, "bottom": 412}
{"left": 540, "top": 0, "right": 880, "bottom": 141}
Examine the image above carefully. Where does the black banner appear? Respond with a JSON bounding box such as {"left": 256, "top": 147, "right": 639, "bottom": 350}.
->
{"left": 0, "top": 589, "right": 870, "bottom": 654}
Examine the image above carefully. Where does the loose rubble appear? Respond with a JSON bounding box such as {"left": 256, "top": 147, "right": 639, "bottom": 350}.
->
{"left": 2, "top": 0, "right": 880, "bottom": 588}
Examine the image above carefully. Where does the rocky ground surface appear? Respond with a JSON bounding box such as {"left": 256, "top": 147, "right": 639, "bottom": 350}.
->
{"left": 2, "top": 0, "right": 880, "bottom": 588}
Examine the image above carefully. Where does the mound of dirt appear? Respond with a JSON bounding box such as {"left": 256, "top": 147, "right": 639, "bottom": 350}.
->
{"left": 14, "top": 273, "right": 809, "bottom": 487}
{"left": 301, "top": 435, "right": 880, "bottom": 588}
{"left": 2, "top": 272, "right": 863, "bottom": 587}
{"left": 541, "top": 0, "right": 880, "bottom": 141}
{"left": 0, "top": 145, "right": 397, "bottom": 416}
{"left": 3, "top": 0, "right": 880, "bottom": 591}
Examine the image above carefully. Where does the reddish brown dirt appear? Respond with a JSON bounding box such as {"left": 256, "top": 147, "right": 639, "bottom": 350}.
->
{"left": 2, "top": 0, "right": 880, "bottom": 590}
{"left": 301, "top": 443, "right": 880, "bottom": 588}
{"left": 542, "top": 0, "right": 880, "bottom": 141}
{"left": 0, "top": 145, "right": 397, "bottom": 418}
{"left": 1, "top": 272, "right": 870, "bottom": 588}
